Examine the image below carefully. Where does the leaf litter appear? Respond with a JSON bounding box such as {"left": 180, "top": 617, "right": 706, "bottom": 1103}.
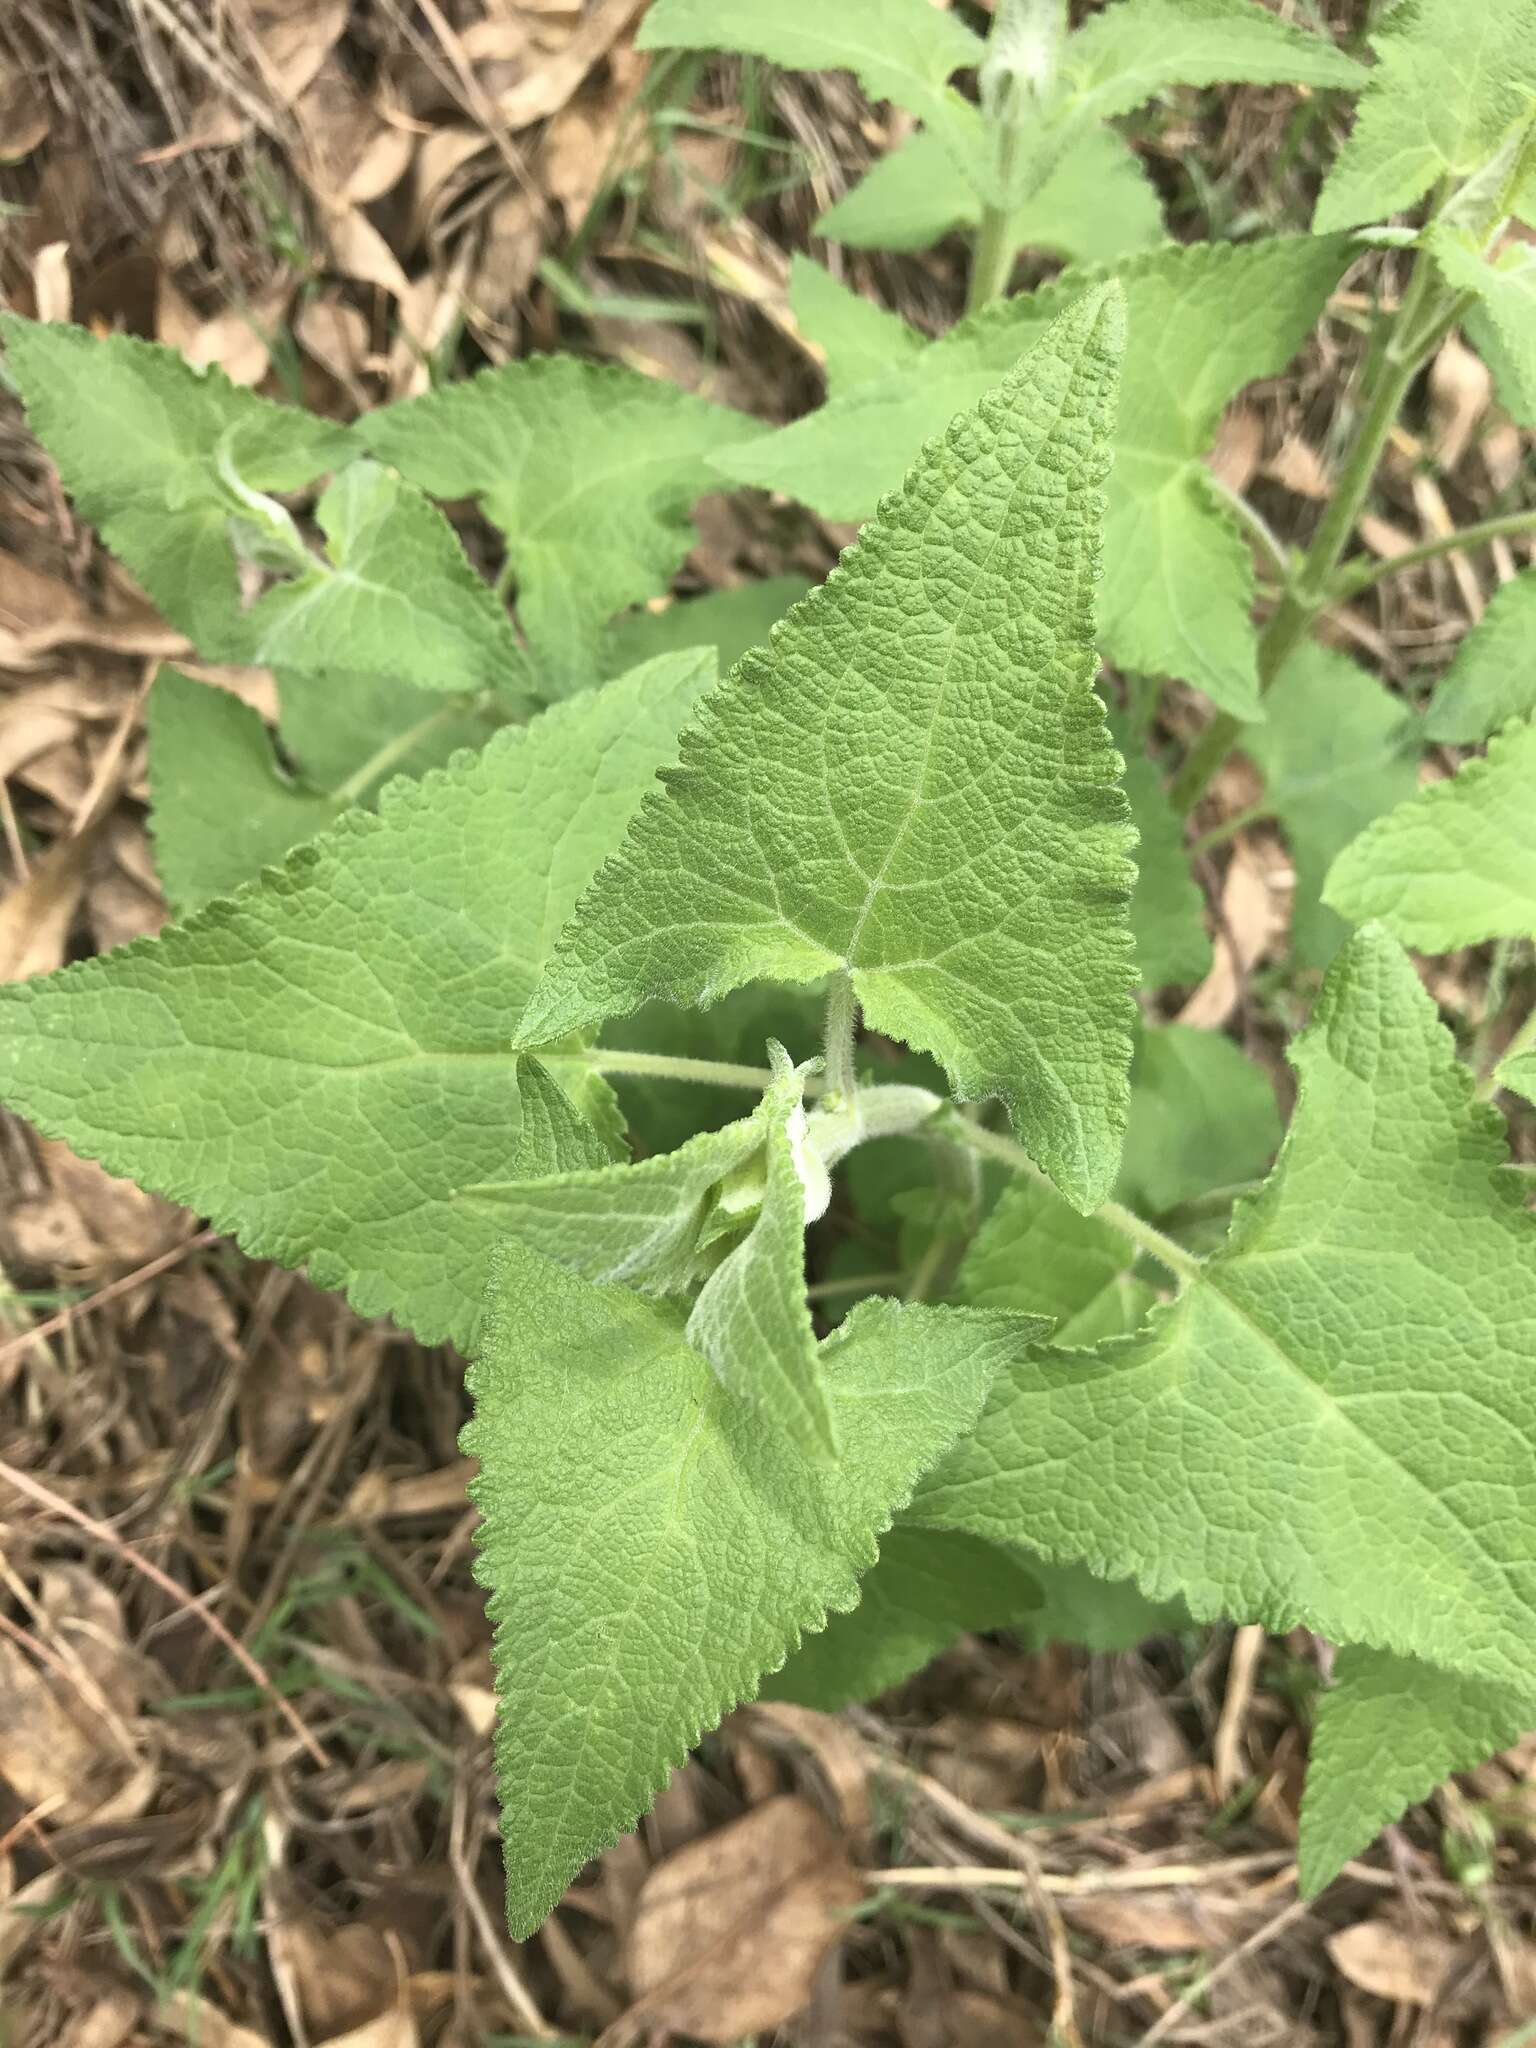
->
{"left": 0, "top": 1, "right": 1535, "bottom": 2043}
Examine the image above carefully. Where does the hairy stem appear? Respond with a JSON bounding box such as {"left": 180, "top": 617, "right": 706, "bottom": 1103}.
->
{"left": 823, "top": 973, "right": 859, "bottom": 1105}
{"left": 1330, "top": 505, "right": 1536, "bottom": 600}
{"left": 944, "top": 1115, "right": 1204, "bottom": 1285}
{"left": 967, "top": 204, "right": 1018, "bottom": 314}
{"left": 329, "top": 695, "right": 486, "bottom": 807}
{"left": 1171, "top": 245, "right": 1462, "bottom": 817}
{"left": 577, "top": 1048, "right": 799, "bottom": 1093}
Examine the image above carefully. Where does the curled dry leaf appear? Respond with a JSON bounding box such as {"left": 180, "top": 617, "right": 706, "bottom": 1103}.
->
{"left": 494, "top": 0, "right": 647, "bottom": 129}
{"left": 1327, "top": 1919, "right": 1461, "bottom": 2008}
{"left": 176, "top": 0, "right": 349, "bottom": 154}
{"left": 156, "top": 276, "right": 293, "bottom": 386}
{"left": 1207, "top": 405, "right": 1264, "bottom": 494}
{"left": 1429, "top": 333, "right": 1492, "bottom": 471}
{"left": 612, "top": 1794, "right": 863, "bottom": 2046}
{"left": 1178, "top": 838, "right": 1285, "bottom": 1030}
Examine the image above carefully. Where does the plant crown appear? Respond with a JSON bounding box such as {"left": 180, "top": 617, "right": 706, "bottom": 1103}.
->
{"left": 3, "top": 0, "right": 1536, "bottom": 1938}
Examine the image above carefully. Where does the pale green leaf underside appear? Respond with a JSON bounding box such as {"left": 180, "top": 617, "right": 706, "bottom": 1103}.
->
{"left": 1246, "top": 643, "right": 1420, "bottom": 969}
{"left": 242, "top": 460, "right": 529, "bottom": 699}
{"left": 960, "top": 1177, "right": 1158, "bottom": 1347}
{"left": 1111, "top": 714, "right": 1212, "bottom": 987}
{"left": 1063, "top": 0, "right": 1361, "bottom": 123}
{"left": 466, "top": 1260, "right": 1016, "bottom": 1934}
{"left": 1426, "top": 573, "right": 1536, "bottom": 741}
{"left": 714, "top": 237, "right": 1352, "bottom": 718}
{"left": 817, "top": 122, "right": 1164, "bottom": 267}
{"left": 1433, "top": 232, "right": 1536, "bottom": 426}
{"left": 148, "top": 670, "right": 341, "bottom": 913}
{"left": 360, "top": 352, "right": 760, "bottom": 695}
{"left": 1300, "top": 1647, "right": 1536, "bottom": 1897}
{"left": 789, "top": 256, "right": 928, "bottom": 394}
{"left": 913, "top": 927, "right": 1536, "bottom": 1701}
{"left": 0, "top": 652, "right": 714, "bottom": 1349}
{"left": 1314, "top": 0, "right": 1536, "bottom": 232}
{"left": 636, "top": 0, "right": 982, "bottom": 128}
{"left": 1500, "top": 1046, "right": 1536, "bottom": 1104}
{"left": 1325, "top": 717, "right": 1536, "bottom": 950}
{"left": 522, "top": 288, "right": 1139, "bottom": 1212}
{"left": 0, "top": 314, "right": 349, "bottom": 655}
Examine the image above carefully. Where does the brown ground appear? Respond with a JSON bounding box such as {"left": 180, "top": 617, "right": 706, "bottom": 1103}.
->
{"left": 2, "top": 4, "right": 1536, "bottom": 2044}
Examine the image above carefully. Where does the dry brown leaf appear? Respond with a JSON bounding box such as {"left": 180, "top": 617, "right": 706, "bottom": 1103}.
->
{"left": 1207, "top": 406, "right": 1263, "bottom": 494}
{"left": 495, "top": 0, "right": 646, "bottom": 128}
{"left": 0, "top": 551, "right": 89, "bottom": 658}
{"left": 0, "top": 1868, "right": 65, "bottom": 1973}
{"left": 159, "top": 1993, "right": 277, "bottom": 2048}
{"left": 31, "top": 240, "right": 72, "bottom": 324}
{"left": 178, "top": 0, "right": 349, "bottom": 154}
{"left": 1178, "top": 839, "right": 1285, "bottom": 1030}
{"left": 0, "top": 690, "right": 84, "bottom": 786}
{"left": 0, "top": 1636, "right": 123, "bottom": 1823}
{"left": 297, "top": 60, "right": 415, "bottom": 205}
{"left": 1064, "top": 1891, "right": 1260, "bottom": 1953}
{"left": 8, "top": 1136, "right": 185, "bottom": 1272}
{"left": 733, "top": 1700, "right": 873, "bottom": 1840}
{"left": 1265, "top": 434, "right": 1330, "bottom": 500}
{"left": 1327, "top": 1920, "right": 1460, "bottom": 2008}
{"left": 0, "top": 822, "right": 101, "bottom": 982}
{"left": 1429, "top": 334, "right": 1492, "bottom": 471}
{"left": 315, "top": 2010, "right": 418, "bottom": 2048}
{"left": 0, "top": 59, "right": 51, "bottom": 161}
{"left": 325, "top": 205, "right": 414, "bottom": 304}
{"left": 614, "top": 1795, "right": 863, "bottom": 2044}
{"left": 55, "top": 1990, "right": 141, "bottom": 2048}
{"left": 156, "top": 276, "right": 292, "bottom": 386}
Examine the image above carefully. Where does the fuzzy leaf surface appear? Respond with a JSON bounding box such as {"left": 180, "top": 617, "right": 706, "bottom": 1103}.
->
{"left": 1111, "top": 715, "right": 1211, "bottom": 987}
{"left": 959, "top": 1179, "right": 1157, "bottom": 1346}
{"left": 1246, "top": 644, "right": 1420, "bottom": 968}
{"left": 1062, "top": 0, "right": 1360, "bottom": 119}
{"left": 0, "top": 315, "right": 349, "bottom": 654}
{"left": 1501, "top": 1046, "right": 1536, "bottom": 1104}
{"left": 466, "top": 1266, "right": 1013, "bottom": 1934}
{"left": 360, "top": 356, "right": 758, "bottom": 694}
{"left": 636, "top": 0, "right": 982, "bottom": 127}
{"left": 715, "top": 238, "right": 1352, "bottom": 717}
{"left": 789, "top": 256, "right": 928, "bottom": 394}
{"left": 817, "top": 121, "right": 1163, "bottom": 265}
{"left": 1315, "top": 0, "right": 1536, "bottom": 231}
{"left": 1115, "top": 1024, "right": 1280, "bottom": 1218}
{"left": 1427, "top": 574, "right": 1536, "bottom": 741}
{"left": 1300, "top": 1648, "right": 1535, "bottom": 1896}
{"left": 242, "top": 460, "right": 529, "bottom": 698}
{"left": 1432, "top": 231, "right": 1536, "bottom": 425}
{"left": 913, "top": 928, "right": 1536, "bottom": 1699}
{"left": 147, "top": 670, "right": 341, "bottom": 913}
{"left": 1325, "top": 718, "right": 1536, "bottom": 949}
{"left": 524, "top": 289, "right": 1138, "bottom": 1212}
{"left": 0, "top": 652, "right": 714, "bottom": 1348}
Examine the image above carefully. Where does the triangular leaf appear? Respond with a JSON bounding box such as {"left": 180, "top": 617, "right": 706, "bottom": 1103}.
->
{"left": 789, "top": 255, "right": 927, "bottom": 394}
{"left": 1426, "top": 572, "right": 1536, "bottom": 741}
{"left": 523, "top": 288, "right": 1139, "bottom": 1212}
{"left": 1315, "top": 0, "right": 1536, "bottom": 232}
{"left": 1246, "top": 643, "right": 1420, "bottom": 968}
{"left": 0, "top": 653, "right": 715, "bottom": 1348}
{"left": 1300, "top": 1648, "right": 1536, "bottom": 1897}
{"left": 913, "top": 927, "right": 1536, "bottom": 1700}
{"left": 714, "top": 237, "right": 1354, "bottom": 717}
{"left": 604, "top": 577, "right": 813, "bottom": 681}
{"left": 1111, "top": 713, "right": 1212, "bottom": 987}
{"left": 360, "top": 354, "right": 760, "bottom": 695}
{"left": 1064, "top": 0, "right": 1361, "bottom": 123}
{"left": 1, "top": 314, "right": 349, "bottom": 655}
{"left": 466, "top": 1263, "right": 1015, "bottom": 1934}
{"left": 636, "top": 0, "right": 983, "bottom": 128}
{"left": 1325, "top": 717, "right": 1536, "bottom": 950}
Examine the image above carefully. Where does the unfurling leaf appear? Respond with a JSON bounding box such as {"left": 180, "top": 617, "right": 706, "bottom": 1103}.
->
{"left": 0, "top": 653, "right": 714, "bottom": 1347}
{"left": 913, "top": 928, "right": 1536, "bottom": 1704}
{"left": 466, "top": 1263, "right": 1019, "bottom": 1934}
{"left": 522, "top": 287, "right": 1139, "bottom": 1212}
{"left": 1325, "top": 717, "right": 1536, "bottom": 949}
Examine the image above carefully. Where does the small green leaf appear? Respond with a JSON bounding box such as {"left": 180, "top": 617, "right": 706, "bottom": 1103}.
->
{"left": 0, "top": 652, "right": 714, "bottom": 1348}
{"left": 147, "top": 670, "right": 341, "bottom": 914}
{"left": 817, "top": 121, "right": 1164, "bottom": 266}
{"left": 789, "top": 256, "right": 927, "bottom": 394}
{"left": 360, "top": 354, "right": 761, "bottom": 695}
{"left": 1325, "top": 717, "right": 1536, "bottom": 950}
{"left": 1111, "top": 714, "right": 1212, "bottom": 987}
{"left": 636, "top": 0, "right": 983, "bottom": 128}
{"left": 1300, "top": 1648, "right": 1535, "bottom": 1897}
{"left": 275, "top": 668, "right": 503, "bottom": 794}
{"left": 466, "top": 1263, "right": 1015, "bottom": 1934}
{"left": 764, "top": 1527, "right": 1046, "bottom": 1710}
{"left": 1115, "top": 1024, "right": 1281, "bottom": 1218}
{"left": 1432, "top": 230, "right": 1536, "bottom": 425}
{"left": 1314, "top": 0, "right": 1536, "bottom": 232}
{"left": 604, "top": 577, "right": 813, "bottom": 681}
{"left": 242, "top": 460, "right": 530, "bottom": 700}
{"left": 1499, "top": 1044, "right": 1536, "bottom": 1104}
{"left": 715, "top": 237, "right": 1353, "bottom": 718}
{"left": 1, "top": 314, "right": 349, "bottom": 655}
{"left": 959, "top": 1177, "right": 1157, "bottom": 1345}
{"left": 913, "top": 927, "right": 1536, "bottom": 1701}
{"left": 1426, "top": 573, "right": 1536, "bottom": 741}
{"left": 1063, "top": 0, "right": 1361, "bottom": 123}
{"left": 524, "top": 287, "right": 1139, "bottom": 1212}
{"left": 1012, "top": 1555, "right": 1188, "bottom": 1653}
{"left": 1246, "top": 643, "right": 1420, "bottom": 969}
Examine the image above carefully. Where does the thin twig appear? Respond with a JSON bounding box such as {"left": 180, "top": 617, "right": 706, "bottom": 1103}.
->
{"left": 0, "top": 1228, "right": 219, "bottom": 1371}
{"left": 865, "top": 1853, "right": 1296, "bottom": 1897}
{"left": 0, "top": 1454, "right": 329, "bottom": 1768}
{"left": 1139, "top": 1891, "right": 1313, "bottom": 2044}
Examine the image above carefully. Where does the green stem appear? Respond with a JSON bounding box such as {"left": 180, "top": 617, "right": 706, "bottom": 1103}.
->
{"left": 967, "top": 204, "right": 1018, "bottom": 314}
{"left": 1204, "top": 474, "right": 1293, "bottom": 585}
{"left": 1330, "top": 505, "right": 1536, "bottom": 600}
{"left": 941, "top": 1115, "right": 1203, "bottom": 1286}
{"left": 823, "top": 973, "right": 859, "bottom": 1105}
{"left": 578, "top": 1048, "right": 794, "bottom": 1094}
{"left": 1171, "top": 243, "right": 1461, "bottom": 818}
{"left": 1187, "top": 800, "right": 1276, "bottom": 860}
{"left": 329, "top": 696, "right": 484, "bottom": 807}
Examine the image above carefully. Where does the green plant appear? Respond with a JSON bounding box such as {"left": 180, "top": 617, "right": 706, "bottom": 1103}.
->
{"left": 3, "top": 0, "right": 1536, "bottom": 1944}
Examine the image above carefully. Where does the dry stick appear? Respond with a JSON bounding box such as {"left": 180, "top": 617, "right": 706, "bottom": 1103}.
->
{"left": 0, "top": 1228, "right": 219, "bottom": 1372}
{"left": 1212, "top": 1623, "right": 1266, "bottom": 1803}
{"left": 1138, "top": 1892, "right": 1314, "bottom": 2046}
{"left": 865, "top": 1853, "right": 1296, "bottom": 1897}
{"left": 0, "top": 1454, "right": 329, "bottom": 1768}
{"left": 449, "top": 1776, "right": 558, "bottom": 2039}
